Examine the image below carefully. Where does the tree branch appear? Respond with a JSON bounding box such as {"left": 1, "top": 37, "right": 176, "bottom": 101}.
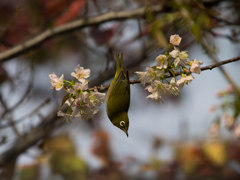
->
{"left": 1, "top": 64, "right": 34, "bottom": 120}
{"left": 0, "top": 112, "right": 62, "bottom": 167}
{"left": 0, "top": 98, "right": 51, "bottom": 129}
{"left": 201, "top": 38, "right": 240, "bottom": 94}
{"left": 201, "top": 56, "right": 240, "bottom": 71}
{"left": 0, "top": 5, "right": 163, "bottom": 62}
{"left": 90, "top": 56, "right": 240, "bottom": 91}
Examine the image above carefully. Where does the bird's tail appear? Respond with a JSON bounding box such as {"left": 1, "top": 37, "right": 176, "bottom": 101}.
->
{"left": 116, "top": 53, "right": 123, "bottom": 71}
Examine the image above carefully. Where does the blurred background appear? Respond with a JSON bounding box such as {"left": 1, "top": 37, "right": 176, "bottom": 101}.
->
{"left": 0, "top": 0, "right": 240, "bottom": 179}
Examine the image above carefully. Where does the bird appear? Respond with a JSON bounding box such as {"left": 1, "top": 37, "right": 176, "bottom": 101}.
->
{"left": 106, "top": 53, "right": 130, "bottom": 137}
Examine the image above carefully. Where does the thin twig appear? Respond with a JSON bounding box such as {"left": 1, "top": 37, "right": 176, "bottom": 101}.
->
{"left": 0, "top": 5, "right": 163, "bottom": 62}
{"left": 201, "top": 56, "right": 240, "bottom": 71}
{"left": 1, "top": 63, "right": 34, "bottom": 119}
{"left": 0, "top": 93, "right": 20, "bottom": 136}
{"left": 0, "top": 99, "right": 51, "bottom": 129}
{"left": 201, "top": 38, "right": 240, "bottom": 94}
{"left": 0, "top": 112, "right": 61, "bottom": 167}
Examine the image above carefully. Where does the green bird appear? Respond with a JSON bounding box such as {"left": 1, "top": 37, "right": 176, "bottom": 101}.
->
{"left": 106, "top": 53, "right": 130, "bottom": 137}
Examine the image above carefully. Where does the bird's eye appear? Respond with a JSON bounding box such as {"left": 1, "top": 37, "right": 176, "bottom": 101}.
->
{"left": 120, "top": 121, "right": 125, "bottom": 127}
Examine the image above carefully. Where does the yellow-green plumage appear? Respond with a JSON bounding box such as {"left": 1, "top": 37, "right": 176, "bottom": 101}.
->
{"left": 106, "top": 54, "right": 130, "bottom": 136}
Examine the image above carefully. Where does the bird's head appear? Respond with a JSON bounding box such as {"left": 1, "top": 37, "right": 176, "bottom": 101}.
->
{"left": 111, "top": 112, "right": 129, "bottom": 137}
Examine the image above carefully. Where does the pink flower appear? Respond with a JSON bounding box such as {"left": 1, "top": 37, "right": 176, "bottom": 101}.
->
{"left": 190, "top": 59, "right": 203, "bottom": 74}
{"left": 71, "top": 64, "right": 90, "bottom": 82}
{"left": 170, "top": 34, "right": 182, "bottom": 46}
{"left": 169, "top": 49, "right": 189, "bottom": 67}
{"left": 49, "top": 73, "right": 64, "bottom": 91}
{"left": 176, "top": 75, "right": 194, "bottom": 88}
{"left": 169, "top": 49, "right": 179, "bottom": 58}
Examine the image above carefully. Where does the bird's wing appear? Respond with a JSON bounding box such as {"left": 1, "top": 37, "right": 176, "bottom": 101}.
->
{"left": 106, "top": 70, "right": 130, "bottom": 119}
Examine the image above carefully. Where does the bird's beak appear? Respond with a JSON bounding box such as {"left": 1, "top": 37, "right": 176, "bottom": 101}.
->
{"left": 124, "top": 130, "right": 129, "bottom": 137}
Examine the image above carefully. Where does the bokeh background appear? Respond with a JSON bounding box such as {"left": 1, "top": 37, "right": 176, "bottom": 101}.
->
{"left": 0, "top": 0, "right": 240, "bottom": 179}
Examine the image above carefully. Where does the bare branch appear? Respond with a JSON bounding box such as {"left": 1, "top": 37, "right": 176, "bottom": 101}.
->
{"left": 0, "top": 112, "right": 62, "bottom": 167}
{"left": 0, "top": 92, "right": 20, "bottom": 137}
{"left": 201, "top": 38, "right": 240, "bottom": 94}
{"left": 0, "top": 5, "right": 163, "bottom": 62}
{"left": 0, "top": 64, "right": 34, "bottom": 119}
{"left": 201, "top": 56, "right": 240, "bottom": 71}
{"left": 0, "top": 98, "right": 51, "bottom": 129}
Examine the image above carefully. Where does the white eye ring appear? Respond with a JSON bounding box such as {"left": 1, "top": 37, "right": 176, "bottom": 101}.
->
{"left": 120, "top": 121, "right": 125, "bottom": 127}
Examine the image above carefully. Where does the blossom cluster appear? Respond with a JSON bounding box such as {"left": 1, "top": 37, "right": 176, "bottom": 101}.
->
{"left": 136, "top": 34, "right": 203, "bottom": 101}
{"left": 209, "top": 85, "right": 240, "bottom": 138}
{"left": 49, "top": 65, "right": 105, "bottom": 120}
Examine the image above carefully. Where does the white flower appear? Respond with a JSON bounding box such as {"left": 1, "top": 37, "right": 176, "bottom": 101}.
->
{"left": 170, "top": 34, "right": 182, "bottom": 46}
{"left": 73, "top": 80, "right": 88, "bottom": 91}
{"left": 49, "top": 73, "right": 64, "bottom": 91}
{"left": 185, "top": 74, "right": 194, "bottom": 81}
{"left": 90, "top": 91, "right": 105, "bottom": 106}
{"left": 145, "top": 67, "right": 164, "bottom": 81}
{"left": 170, "top": 78, "right": 176, "bottom": 85}
{"left": 81, "top": 92, "right": 89, "bottom": 104}
{"left": 136, "top": 67, "right": 164, "bottom": 85}
{"left": 71, "top": 92, "right": 90, "bottom": 117}
{"left": 61, "top": 89, "right": 105, "bottom": 120}
{"left": 155, "top": 80, "right": 169, "bottom": 95}
{"left": 146, "top": 91, "right": 161, "bottom": 101}
{"left": 176, "top": 78, "right": 185, "bottom": 88}
{"left": 135, "top": 71, "right": 148, "bottom": 85}
{"left": 173, "top": 58, "right": 181, "bottom": 67}
{"left": 66, "top": 80, "right": 88, "bottom": 94}
{"left": 57, "top": 98, "right": 74, "bottom": 117}
{"left": 170, "top": 48, "right": 189, "bottom": 67}
{"left": 190, "top": 59, "right": 203, "bottom": 74}
{"left": 73, "top": 92, "right": 102, "bottom": 120}
{"left": 71, "top": 64, "right": 90, "bottom": 82}
{"left": 176, "top": 51, "right": 189, "bottom": 67}
{"left": 146, "top": 84, "right": 162, "bottom": 101}
{"left": 155, "top": 54, "right": 168, "bottom": 69}
{"left": 152, "top": 68, "right": 164, "bottom": 80}
{"left": 169, "top": 49, "right": 179, "bottom": 58}
{"left": 168, "top": 78, "right": 180, "bottom": 96}
{"left": 145, "top": 80, "right": 169, "bottom": 101}
{"left": 179, "top": 51, "right": 188, "bottom": 60}
{"left": 176, "top": 74, "right": 194, "bottom": 88}
{"left": 146, "top": 84, "right": 161, "bottom": 101}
